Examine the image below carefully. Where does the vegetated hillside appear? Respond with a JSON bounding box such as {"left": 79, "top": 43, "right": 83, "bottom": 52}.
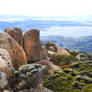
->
{"left": 41, "top": 35, "right": 76, "bottom": 48}
{"left": 72, "top": 36, "right": 92, "bottom": 53}
{"left": 41, "top": 35, "right": 92, "bottom": 53}
{"left": 42, "top": 41, "right": 92, "bottom": 92}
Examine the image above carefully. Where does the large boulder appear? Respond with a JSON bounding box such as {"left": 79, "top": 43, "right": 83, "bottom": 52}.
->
{"left": 4, "top": 27, "right": 23, "bottom": 46}
{"left": 48, "top": 47, "right": 70, "bottom": 56}
{"left": 8, "top": 36, "right": 27, "bottom": 69}
{"left": 0, "top": 48, "right": 14, "bottom": 79}
{"left": 41, "top": 46, "right": 49, "bottom": 59}
{"left": 0, "top": 32, "right": 14, "bottom": 61}
{"left": 24, "top": 29, "right": 41, "bottom": 63}
{"left": 49, "top": 62, "right": 61, "bottom": 73}
{"left": 0, "top": 32, "right": 27, "bottom": 69}
{"left": 56, "top": 47, "right": 70, "bottom": 55}
{"left": 48, "top": 46, "right": 57, "bottom": 52}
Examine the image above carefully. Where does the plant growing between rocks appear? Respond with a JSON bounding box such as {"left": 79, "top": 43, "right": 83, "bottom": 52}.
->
{"left": 14, "top": 64, "right": 46, "bottom": 91}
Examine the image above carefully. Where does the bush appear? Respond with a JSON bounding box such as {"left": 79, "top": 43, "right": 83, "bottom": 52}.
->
{"left": 45, "top": 42, "right": 56, "bottom": 49}
{"left": 81, "top": 84, "right": 92, "bottom": 92}
{"left": 70, "top": 51, "right": 79, "bottom": 56}
{"left": 50, "top": 54, "right": 78, "bottom": 65}
{"left": 43, "top": 72, "right": 74, "bottom": 92}
{"left": 65, "top": 48, "right": 70, "bottom": 53}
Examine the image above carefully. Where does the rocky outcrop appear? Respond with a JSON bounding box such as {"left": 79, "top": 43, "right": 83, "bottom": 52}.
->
{"left": 0, "top": 48, "right": 14, "bottom": 79}
{"left": 4, "top": 27, "right": 23, "bottom": 46}
{"left": 48, "top": 47, "right": 70, "bottom": 55}
{"left": 8, "top": 36, "right": 27, "bottom": 69}
{"left": 24, "top": 29, "right": 41, "bottom": 63}
{"left": 0, "top": 32, "right": 14, "bottom": 61}
{"left": 56, "top": 47, "right": 70, "bottom": 55}
{"left": 41, "top": 46, "right": 49, "bottom": 59}
{"left": 49, "top": 62, "right": 61, "bottom": 73}
{"left": 0, "top": 32, "right": 27, "bottom": 69}
{"left": 48, "top": 46, "right": 57, "bottom": 52}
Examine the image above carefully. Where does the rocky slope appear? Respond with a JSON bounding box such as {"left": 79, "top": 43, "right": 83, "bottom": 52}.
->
{"left": 0, "top": 28, "right": 55, "bottom": 92}
{"left": 1, "top": 27, "right": 90, "bottom": 92}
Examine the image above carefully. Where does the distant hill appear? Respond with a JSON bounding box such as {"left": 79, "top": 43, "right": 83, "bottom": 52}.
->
{"left": 0, "top": 15, "right": 92, "bottom": 52}
{"left": 41, "top": 35, "right": 92, "bottom": 53}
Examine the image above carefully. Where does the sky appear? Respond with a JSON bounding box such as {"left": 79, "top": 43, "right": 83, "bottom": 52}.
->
{"left": 0, "top": 0, "right": 92, "bottom": 16}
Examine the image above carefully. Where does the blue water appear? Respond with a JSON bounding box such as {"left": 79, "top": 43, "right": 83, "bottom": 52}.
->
{"left": 40, "top": 26, "right": 92, "bottom": 37}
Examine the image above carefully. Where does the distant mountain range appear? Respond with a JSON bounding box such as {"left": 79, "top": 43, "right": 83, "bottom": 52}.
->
{"left": 41, "top": 35, "right": 92, "bottom": 53}
{"left": 0, "top": 15, "right": 92, "bottom": 52}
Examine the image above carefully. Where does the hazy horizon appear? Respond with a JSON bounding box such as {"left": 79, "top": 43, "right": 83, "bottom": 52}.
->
{"left": 0, "top": 0, "right": 92, "bottom": 38}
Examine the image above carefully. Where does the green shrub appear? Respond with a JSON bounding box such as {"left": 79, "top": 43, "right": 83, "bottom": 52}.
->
{"left": 43, "top": 72, "right": 74, "bottom": 92}
{"left": 43, "top": 71, "right": 77, "bottom": 92}
{"left": 50, "top": 54, "right": 62, "bottom": 65}
{"left": 65, "top": 48, "right": 70, "bottom": 52}
{"left": 79, "top": 62, "right": 92, "bottom": 73}
{"left": 70, "top": 51, "right": 79, "bottom": 56}
{"left": 50, "top": 54, "right": 78, "bottom": 65}
{"left": 81, "top": 84, "right": 92, "bottom": 92}
{"left": 43, "top": 69, "right": 92, "bottom": 92}
{"left": 45, "top": 42, "right": 56, "bottom": 49}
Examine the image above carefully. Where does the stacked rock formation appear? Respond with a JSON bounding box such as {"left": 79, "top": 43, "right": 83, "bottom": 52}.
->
{"left": 0, "top": 27, "right": 53, "bottom": 92}
{"left": 0, "top": 28, "right": 43, "bottom": 78}
{"left": 24, "top": 29, "right": 41, "bottom": 63}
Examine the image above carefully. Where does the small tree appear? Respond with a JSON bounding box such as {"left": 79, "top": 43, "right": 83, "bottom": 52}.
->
{"left": 45, "top": 42, "right": 56, "bottom": 49}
